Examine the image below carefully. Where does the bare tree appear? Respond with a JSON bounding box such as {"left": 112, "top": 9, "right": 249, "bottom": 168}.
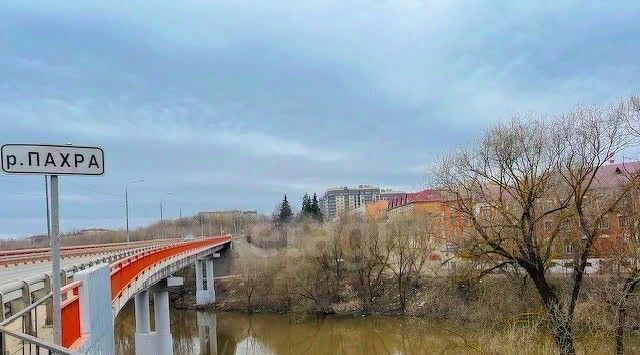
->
{"left": 433, "top": 100, "right": 634, "bottom": 355}
{"left": 605, "top": 191, "right": 640, "bottom": 355}
{"left": 623, "top": 95, "right": 640, "bottom": 139}
{"left": 386, "top": 213, "right": 438, "bottom": 313}
{"left": 239, "top": 259, "right": 262, "bottom": 312}
{"left": 272, "top": 252, "right": 296, "bottom": 312}
{"left": 291, "top": 259, "right": 334, "bottom": 315}
{"left": 607, "top": 97, "right": 640, "bottom": 355}
{"left": 346, "top": 221, "right": 392, "bottom": 312}
{"left": 555, "top": 102, "right": 640, "bottom": 354}
{"left": 316, "top": 223, "right": 347, "bottom": 292}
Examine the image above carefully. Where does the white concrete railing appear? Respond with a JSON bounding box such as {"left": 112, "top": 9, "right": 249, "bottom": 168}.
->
{"left": 1, "top": 236, "right": 233, "bottom": 355}
{"left": 0, "top": 245, "right": 163, "bottom": 324}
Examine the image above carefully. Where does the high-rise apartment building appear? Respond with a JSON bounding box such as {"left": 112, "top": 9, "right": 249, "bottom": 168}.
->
{"left": 320, "top": 185, "right": 404, "bottom": 220}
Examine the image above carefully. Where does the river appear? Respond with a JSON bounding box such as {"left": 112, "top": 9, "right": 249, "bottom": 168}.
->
{"left": 114, "top": 303, "right": 632, "bottom": 354}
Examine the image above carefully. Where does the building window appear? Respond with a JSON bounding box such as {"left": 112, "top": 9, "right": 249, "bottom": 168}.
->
{"left": 561, "top": 219, "right": 572, "bottom": 231}
{"left": 598, "top": 217, "right": 609, "bottom": 230}
{"left": 619, "top": 233, "right": 630, "bottom": 243}
{"left": 564, "top": 242, "right": 574, "bottom": 254}
{"left": 618, "top": 215, "right": 629, "bottom": 229}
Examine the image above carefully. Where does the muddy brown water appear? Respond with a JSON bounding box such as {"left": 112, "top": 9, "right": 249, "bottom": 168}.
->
{"left": 114, "top": 302, "right": 633, "bottom": 354}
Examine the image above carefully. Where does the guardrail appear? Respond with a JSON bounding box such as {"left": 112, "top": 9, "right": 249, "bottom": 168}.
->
{"left": 0, "top": 240, "right": 188, "bottom": 355}
{"left": 1, "top": 246, "right": 162, "bottom": 320}
{"left": 61, "top": 235, "right": 231, "bottom": 349}
{"left": 0, "top": 324, "right": 75, "bottom": 355}
{"left": 0, "top": 236, "right": 232, "bottom": 353}
{"left": 0, "top": 238, "right": 180, "bottom": 267}
{"left": 0, "top": 287, "right": 79, "bottom": 355}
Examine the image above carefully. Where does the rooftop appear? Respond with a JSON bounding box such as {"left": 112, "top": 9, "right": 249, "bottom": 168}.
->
{"left": 325, "top": 185, "right": 379, "bottom": 192}
{"left": 388, "top": 189, "right": 448, "bottom": 209}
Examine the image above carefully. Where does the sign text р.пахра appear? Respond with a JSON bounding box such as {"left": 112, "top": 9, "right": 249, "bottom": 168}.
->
{"left": 1, "top": 144, "right": 104, "bottom": 175}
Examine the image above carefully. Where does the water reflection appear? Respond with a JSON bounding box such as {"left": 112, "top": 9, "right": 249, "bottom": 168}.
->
{"left": 114, "top": 302, "right": 636, "bottom": 354}
{"left": 197, "top": 312, "right": 217, "bottom": 354}
{"left": 115, "top": 304, "right": 485, "bottom": 354}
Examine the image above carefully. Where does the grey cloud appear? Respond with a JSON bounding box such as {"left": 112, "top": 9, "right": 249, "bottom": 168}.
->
{"left": 1, "top": 1, "right": 638, "bottom": 237}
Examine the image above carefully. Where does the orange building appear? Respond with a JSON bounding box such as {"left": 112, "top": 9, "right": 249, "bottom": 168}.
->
{"left": 387, "top": 189, "right": 465, "bottom": 262}
{"left": 547, "top": 161, "right": 640, "bottom": 273}
{"left": 364, "top": 200, "right": 389, "bottom": 221}
{"left": 467, "top": 161, "right": 640, "bottom": 274}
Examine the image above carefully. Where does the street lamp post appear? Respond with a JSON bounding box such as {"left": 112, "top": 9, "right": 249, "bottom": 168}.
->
{"left": 160, "top": 193, "right": 173, "bottom": 222}
{"left": 160, "top": 192, "right": 174, "bottom": 238}
{"left": 125, "top": 179, "right": 144, "bottom": 243}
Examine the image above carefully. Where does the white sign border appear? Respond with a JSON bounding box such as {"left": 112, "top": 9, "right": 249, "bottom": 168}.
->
{"left": 0, "top": 143, "right": 105, "bottom": 176}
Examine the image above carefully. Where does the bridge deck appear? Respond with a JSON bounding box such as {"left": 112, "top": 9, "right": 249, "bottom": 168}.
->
{"left": 0, "top": 248, "right": 149, "bottom": 287}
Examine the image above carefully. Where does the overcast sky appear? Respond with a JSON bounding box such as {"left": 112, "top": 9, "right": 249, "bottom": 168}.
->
{"left": 1, "top": 2, "right": 639, "bottom": 238}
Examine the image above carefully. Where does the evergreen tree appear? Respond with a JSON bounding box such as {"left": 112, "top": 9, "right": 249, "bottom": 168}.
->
{"left": 310, "top": 193, "right": 323, "bottom": 222}
{"left": 278, "top": 194, "right": 294, "bottom": 225}
{"left": 301, "top": 193, "right": 312, "bottom": 216}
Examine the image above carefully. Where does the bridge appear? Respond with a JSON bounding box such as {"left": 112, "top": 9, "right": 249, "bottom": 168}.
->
{"left": 0, "top": 235, "right": 233, "bottom": 355}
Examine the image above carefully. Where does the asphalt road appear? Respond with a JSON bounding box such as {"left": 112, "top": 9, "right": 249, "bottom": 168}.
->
{"left": 0, "top": 249, "right": 141, "bottom": 286}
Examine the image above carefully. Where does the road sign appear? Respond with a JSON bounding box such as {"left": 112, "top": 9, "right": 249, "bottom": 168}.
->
{"left": 0, "top": 143, "right": 105, "bottom": 346}
{"left": 1, "top": 144, "right": 104, "bottom": 175}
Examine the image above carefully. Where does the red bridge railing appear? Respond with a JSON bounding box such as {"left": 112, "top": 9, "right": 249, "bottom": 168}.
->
{"left": 0, "top": 238, "right": 180, "bottom": 267}
{"left": 60, "top": 235, "right": 231, "bottom": 348}
{"left": 60, "top": 281, "right": 82, "bottom": 348}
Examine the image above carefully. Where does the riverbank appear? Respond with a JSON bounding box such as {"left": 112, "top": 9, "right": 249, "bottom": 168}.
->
{"left": 167, "top": 264, "right": 640, "bottom": 354}
{"left": 172, "top": 264, "right": 612, "bottom": 327}
{"left": 116, "top": 304, "right": 639, "bottom": 355}
{"left": 166, "top": 226, "right": 640, "bottom": 355}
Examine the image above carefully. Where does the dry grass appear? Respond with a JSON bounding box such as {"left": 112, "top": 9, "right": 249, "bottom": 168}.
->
{"left": 223, "top": 218, "right": 640, "bottom": 354}
{"left": 3, "top": 213, "right": 266, "bottom": 249}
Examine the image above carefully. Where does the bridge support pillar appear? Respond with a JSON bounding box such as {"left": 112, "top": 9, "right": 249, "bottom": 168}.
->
{"left": 205, "top": 259, "right": 215, "bottom": 301}
{"left": 195, "top": 259, "right": 204, "bottom": 299}
{"left": 196, "top": 254, "right": 219, "bottom": 305}
{"left": 134, "top": 277, "right": 182, "bottom": 355}
{"left": 153, "top": 290, "right": 173, "bottom": 355}
{"left": 134, "top": 290, "right": 152, "bottom": 353}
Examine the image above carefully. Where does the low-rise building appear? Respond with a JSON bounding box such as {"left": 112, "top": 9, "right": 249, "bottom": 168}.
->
{"left": 387, "top": 189, "right": 465, "bottom": 263}
{"left": 345, "top": 200, "right": 389, "bottom": 221}
{"left": 466, "top": 161, "right": 640, "bottom": 274}
{"left": 365, "top": 200, "right": 389, "bottom": 221}
{"left": 379, "top": 189, "right": 406, "bottom": 201}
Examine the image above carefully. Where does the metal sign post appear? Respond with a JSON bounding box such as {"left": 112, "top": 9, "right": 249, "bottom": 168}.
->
{"left": 1, "top": 144, "right": 104, "bottom": 346}
{"left": 50, "top": 175, "right": 61, "bottom": 344}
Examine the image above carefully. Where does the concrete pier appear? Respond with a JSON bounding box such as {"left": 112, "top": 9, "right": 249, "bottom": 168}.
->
{"left": 134, "top": 290, "right": 154, "bottom": 355}
{"left": 134, "top": 277, "right": 183, "bottom": 355}
{"left": 196, "top": 254, "right": 219, "bottom": 305}
{"left": 153, "top": 290, "right": 173, "bottom": 355}
{"left": 134, "top": 289, "right": 156, "bottom": 355}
